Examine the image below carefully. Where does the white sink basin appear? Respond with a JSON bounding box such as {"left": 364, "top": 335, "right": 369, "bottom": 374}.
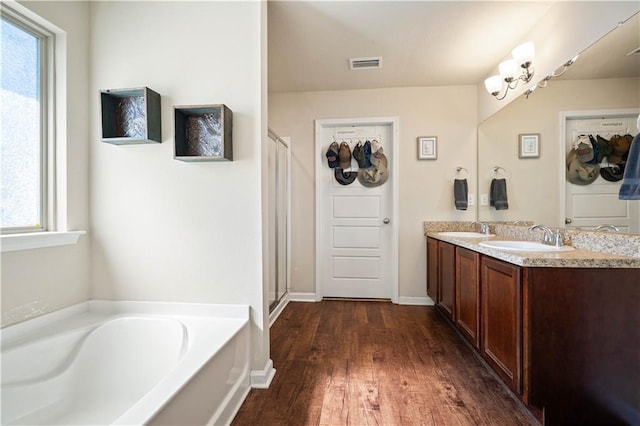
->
{"left": 437, "top": 231, "right": 495, "bottom": 238}
{"left": 479, "top": 240, "right": 575, "bottom": 252}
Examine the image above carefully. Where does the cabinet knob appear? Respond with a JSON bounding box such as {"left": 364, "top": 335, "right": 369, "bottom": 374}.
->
{"left": 383, "top": 217, "right": 390, "bottom": 224}
{"left": 565, "top": 218, "right": 572, "bottom": 224}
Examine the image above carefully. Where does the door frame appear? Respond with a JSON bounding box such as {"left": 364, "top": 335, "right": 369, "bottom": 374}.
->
{"left": 315, "top": 117, "right": 399, "bottom": 303}
{"left": 558, "top": 108, "right": 639, "bottom": 229}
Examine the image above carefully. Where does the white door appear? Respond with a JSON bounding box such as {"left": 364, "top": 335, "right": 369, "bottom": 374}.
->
{"left": 316, "top": 118, "right": 397, "bottom": 300}
{"left": 565, "top": 114, "right": 639, "bottom": 233}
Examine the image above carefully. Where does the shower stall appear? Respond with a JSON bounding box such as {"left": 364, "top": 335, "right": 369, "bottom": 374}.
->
{"left": 267, "top": 129, "right": 290, "bottom": 314}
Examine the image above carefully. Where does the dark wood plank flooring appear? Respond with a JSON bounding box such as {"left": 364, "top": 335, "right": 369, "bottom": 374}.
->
{"left": 232, "top": 301, "right": 537, "bottom": 426}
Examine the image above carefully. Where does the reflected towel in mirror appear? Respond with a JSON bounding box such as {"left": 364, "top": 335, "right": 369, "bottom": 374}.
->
{"left": 490, "top": 178, "right": 509, "bottom": 210}
{"left": 619, "top": 133, "right": 640, "bottom": 200}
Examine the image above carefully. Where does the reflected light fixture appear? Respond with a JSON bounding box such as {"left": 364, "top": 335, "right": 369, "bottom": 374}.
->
{"left": 524, "top": 55, "right": 579, "bottom": 98}
{"left": 484, "top": 42, "right": 535, "bottom": 100}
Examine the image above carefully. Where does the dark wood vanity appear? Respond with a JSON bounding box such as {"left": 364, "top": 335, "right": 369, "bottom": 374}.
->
{"left": 426, "top": 237, "right": 640, "bottom": 425}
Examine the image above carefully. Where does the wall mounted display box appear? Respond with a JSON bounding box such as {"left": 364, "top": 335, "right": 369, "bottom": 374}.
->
{"left": 100, "top": 87, "right": 162, "bottom": 145}
{"left": 174, "top": 104, "right": 233, "bottom": 161}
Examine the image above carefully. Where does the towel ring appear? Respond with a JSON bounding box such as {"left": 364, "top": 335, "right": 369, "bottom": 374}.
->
{"left": 492, "top": 166, "right": 507, "bottom": 178}
{"left": 455, "top": 167, "right": 468, "bottom": 178}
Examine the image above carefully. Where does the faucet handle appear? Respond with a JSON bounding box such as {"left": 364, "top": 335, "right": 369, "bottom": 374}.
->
{"left": 471, "top": 221, "right": 490, "bottom": 234}
{"left": 529, "top": 224, "right": 558, "bottom": 245}
{"left": 480, "top": 223, "right": 490, "bottom": 234}
{"left": 552, "top": 230, "right": 564, "bottom": 247}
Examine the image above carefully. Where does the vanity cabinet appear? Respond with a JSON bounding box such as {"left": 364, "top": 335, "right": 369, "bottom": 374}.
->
{"left": 426, "top": 235, "right": 640, "bottom": 424}
{"left": 426, "top": 238, "right": 455, "bottom": 322}
{"left": 437, "top": 241, "right": 456, "bottom": 321}
{"left": 480, "top": 257, "right": 522, "bottom": 394}
{"left": 525, "top": 267, "right": 640, "bottom": 425}
{"left": 455, "top": 247, "right": 480, "bottom": 349}
{"left": 426, "top": 238, "right": 438, "bottom": 300}
{"left": 428, "top": 238, "right": 523, "bottom": 395}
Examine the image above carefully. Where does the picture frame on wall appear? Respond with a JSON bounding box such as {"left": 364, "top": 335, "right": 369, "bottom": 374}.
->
{"left": 417, "top": 136, "right": 437, "bottom": 160}
{"left": 519, "top": 133, "right": 540, "bottom": 158}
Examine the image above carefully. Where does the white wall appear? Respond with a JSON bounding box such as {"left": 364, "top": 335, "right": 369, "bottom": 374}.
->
{"left": 478, "top": 77, "right": 640, "bottom": 227}
{"left": 89, "top": 1, "right": 268, "bottom": 370}
{"left": 1, "top": 1, "right": 91, "bottom": 327}
{"left": 478, "top": 2, "right": 639, "bottom": 122}
{"left": 269, "top": 86, "right": 477, "bottom": 300}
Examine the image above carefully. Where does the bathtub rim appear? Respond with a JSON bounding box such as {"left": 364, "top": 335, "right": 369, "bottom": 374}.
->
{"left": 1, "top": 300, "right": 249, "bottom": 343}
{"left": 1, "top": 300, "right": 251, "bottom": 425}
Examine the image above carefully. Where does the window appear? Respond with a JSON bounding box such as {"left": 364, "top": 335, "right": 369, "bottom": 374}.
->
{"left": 1, "top": 10, "right": 50, "bottom": 233}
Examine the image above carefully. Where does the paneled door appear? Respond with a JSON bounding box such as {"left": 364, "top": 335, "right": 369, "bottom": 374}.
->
{"left": 316, "top": 118, "right": 397, "bottom": 300}
{"left": 564, "top": 113, "right": 639, "bottom": 233}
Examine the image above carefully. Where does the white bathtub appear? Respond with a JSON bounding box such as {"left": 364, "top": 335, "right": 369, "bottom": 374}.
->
{"left": 1, "top": 301, "right": 251, "bottom": 425}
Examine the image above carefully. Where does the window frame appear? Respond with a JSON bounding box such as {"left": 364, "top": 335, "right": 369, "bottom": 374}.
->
{"left": 1, "top": 6, "right": 53, "bottom": 235}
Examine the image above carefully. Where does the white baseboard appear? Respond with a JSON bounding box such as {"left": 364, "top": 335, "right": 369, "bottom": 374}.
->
{"left": 287, "top": 293, "right": 434, "bottom": 306}
{"left": 269, "top": 294, "right": 290, "bottom": 327}
{"left": 250, "top": 358, "right": 276, "bottom": 389}
{"left": 397, "top": 296, "right": 435, "bottom": 306}
{"left": 288, "top": 292, "right": 318, "bottom": 302}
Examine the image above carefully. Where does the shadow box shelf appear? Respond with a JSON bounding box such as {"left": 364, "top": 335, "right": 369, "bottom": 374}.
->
{"left": 100, "top": 87, "right": 162, "bottom": 145}
{"left": 174, "top": 104, "right": 233, "bottom": 162}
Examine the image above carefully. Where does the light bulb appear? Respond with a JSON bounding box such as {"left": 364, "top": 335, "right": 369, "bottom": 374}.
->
{"left": 499, "top": 59, "right": 518, "bottom": 81}
{"left": 484, "top": 75, "right": 503, "bottom": 95}
{"left": 512, "top": 42, "right": 535, "bottom": 66}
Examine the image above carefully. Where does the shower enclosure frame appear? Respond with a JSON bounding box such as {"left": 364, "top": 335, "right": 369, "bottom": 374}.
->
{"left": 267, "top": 128, "right": 291, "bottom": 316}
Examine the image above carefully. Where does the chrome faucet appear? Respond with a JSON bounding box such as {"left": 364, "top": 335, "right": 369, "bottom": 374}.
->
{"left": 529, "top": 224, "right": 564, "bottom": 247}
{"left": 472, "top": 221, "right": 490, "bottom": 235}
{"left": 595, "top": 224, "right": 619, "bottom": 233}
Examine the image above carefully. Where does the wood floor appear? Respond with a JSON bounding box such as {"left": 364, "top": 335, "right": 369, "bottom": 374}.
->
{"left": 232, "top": 300, "right": 538, "bottom": 426}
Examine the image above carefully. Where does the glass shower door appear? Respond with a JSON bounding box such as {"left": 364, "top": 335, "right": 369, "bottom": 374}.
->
{"left": 268, "top": 129, "right": 289, "bottom": 312}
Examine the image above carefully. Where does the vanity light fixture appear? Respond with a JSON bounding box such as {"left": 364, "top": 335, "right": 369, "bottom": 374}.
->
{"left": 484, "top": 42, "right": 535, "bottom": 100}
{"left": 524, "top": 55, "right": 579, "bottom": 98}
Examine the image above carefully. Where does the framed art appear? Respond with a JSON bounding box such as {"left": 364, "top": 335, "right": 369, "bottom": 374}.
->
{"left": 519, "top": 133, "right": 539, "bottom": 158}
{"left": 418, "top": 136, "right": 437, "bottom": 160}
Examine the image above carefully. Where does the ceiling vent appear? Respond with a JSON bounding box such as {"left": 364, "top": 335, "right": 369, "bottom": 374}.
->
{"left": 626, "top": 47, "right": 640, "bottom": 56}
{"left": 349, "top": 56, "right": 383, "bottom": 70}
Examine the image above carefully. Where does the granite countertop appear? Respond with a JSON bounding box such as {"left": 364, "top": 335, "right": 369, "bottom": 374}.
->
{"left": 424, "top": 222, "right": 640, "bottom": 268}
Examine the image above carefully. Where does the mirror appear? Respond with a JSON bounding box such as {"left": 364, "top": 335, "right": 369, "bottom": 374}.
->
{"left": 478, "top": 13, "right": 640, "bottom": 234}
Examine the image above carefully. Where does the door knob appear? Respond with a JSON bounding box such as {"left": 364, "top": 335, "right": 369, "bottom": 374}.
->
{"left": 383, "top": 217, "right": 390, "bottom": 224}
{"left": 565, "top": 218, "right": 572, "bottom": 224}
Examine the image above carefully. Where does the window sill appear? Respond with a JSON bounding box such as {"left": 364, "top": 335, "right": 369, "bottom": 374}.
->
{"left": 1, "top": 231, "right": 86, "bottom": 253}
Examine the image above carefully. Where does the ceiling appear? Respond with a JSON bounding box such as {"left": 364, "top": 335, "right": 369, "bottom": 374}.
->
{"left": 268, "top": 1, "right": 640, "bottom": 94}
{"left": 554, "top": 11, "right": 639, "bottom": 81}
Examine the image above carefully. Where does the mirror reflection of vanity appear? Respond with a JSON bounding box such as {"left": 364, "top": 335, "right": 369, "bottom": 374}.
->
{"left": 477, "top": 13, "right": 640, "bottom": 234}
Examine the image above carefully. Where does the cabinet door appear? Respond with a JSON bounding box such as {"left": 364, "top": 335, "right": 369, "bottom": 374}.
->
{"left": 426, "top": 238, "right": 438, "bottom": 300}
{"left": 455, "top": 247, "right": 480, "bottom": 348}
{"left": 481, "top": 257, "right": 522, "bottom": 394}
{"left": 437, "top": 241, "right": 455, "bottom": 321}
